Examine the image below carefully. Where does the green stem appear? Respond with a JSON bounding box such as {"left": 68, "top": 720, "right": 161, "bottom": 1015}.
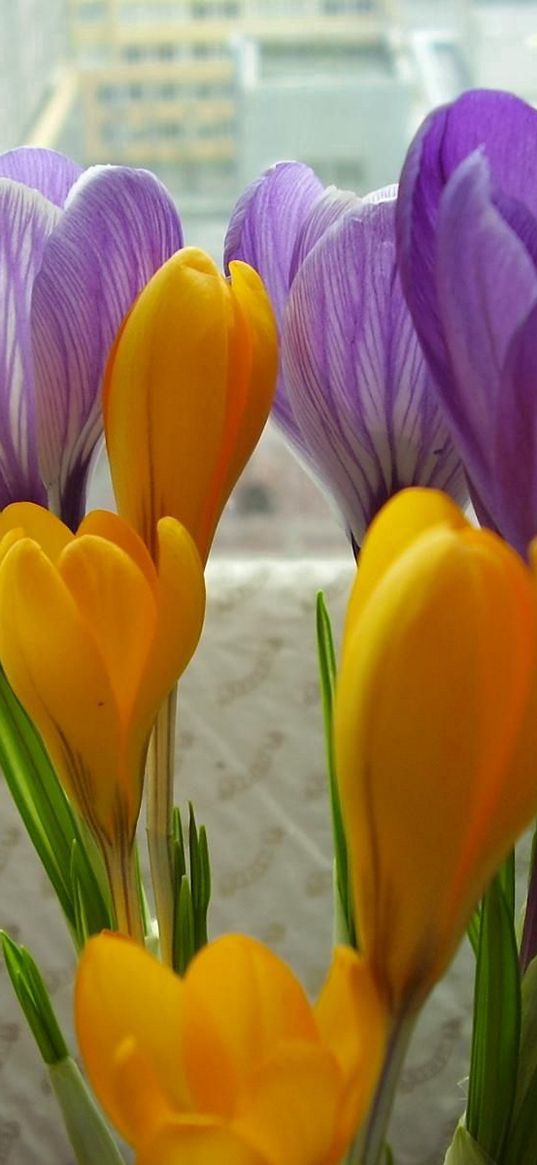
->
{"left": 102, "top": 835, "right": 144, "bottom": 944}
{"left": 348, "top": 1011, "right": 416, "bottom": 1165}
{"left": 147, "top": 687, "right": 177, "bottom": 965}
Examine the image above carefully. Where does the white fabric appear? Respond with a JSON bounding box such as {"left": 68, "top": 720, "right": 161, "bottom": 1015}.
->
{"left": 0, "top": 557, "right": 527, "bottom": 1164}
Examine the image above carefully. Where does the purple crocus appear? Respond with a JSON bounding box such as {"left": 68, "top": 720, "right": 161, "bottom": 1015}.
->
{"left": 0, "top": 146, "right": 183, "bottom": 528}
{"left": 225, "top": 162, "right": 466, "bottom": 547}
{"left": 396, "top": 88, "right": 537, "bottom": 558}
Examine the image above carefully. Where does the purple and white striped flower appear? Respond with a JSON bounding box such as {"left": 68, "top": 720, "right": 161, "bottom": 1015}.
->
{"left": 0, "top": 146, "right": 183, "bottom": 527}
{"left": 396, "top": 88, "right": 537, "bottom": 557}
{"left": 225, "top": 163, "right": 466, "bottom": 547}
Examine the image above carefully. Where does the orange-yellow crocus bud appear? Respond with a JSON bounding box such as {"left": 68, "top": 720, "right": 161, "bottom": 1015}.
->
{"left": 75, "top": 932, "right": 386, "bottom": 1165}
{"left": 103, "top": 247, "right": 278, "bottom": 563}
{"left": 335, "top": 487, "right": 537, "bottom": 1017}
{"left": 0, "top": 503, "right": 205, "bottom": 934}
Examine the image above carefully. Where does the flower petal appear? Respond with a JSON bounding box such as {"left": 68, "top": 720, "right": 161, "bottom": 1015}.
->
{"left": 224, "top": 161, "right": 324, "bottom": 441}
{"left": 397, "top": 88, "right": 537, "bottom": 387}
{"left": 493, "top": 304, "right": 537, "bottom": 554}
{"left": 336, "top": 524, "right": 537, "bottom": 1013}
{"left": 0, "top": 180, "right": 59, "bottom": 507}
{"left": 233, "top": 1044, "right": 341, "bottom": 1165}
{"left": 0, "top": 501, "right": 72, "bottom": 561}
{"left": 75, "top": 935, "right": 188, "bottom": 1145}
{"left": 0, "top": 146, "right": 81, "bottom": 207}
{"left": 434, "top": 151, "right": 537, "bottom": 516}
{"left": 138, "top": 1120, "right": 271, "bottom": 1165}
{"left": 0, "top": 538, "right": 122, "bottom": 842}
{"left": 315, "top": 948, "right": 386, "bottom": 1153}
{"left": 289, "top": 186, "right": 362, "bottom": 281}
{"left": 104, "top": 248, "right": 230, "bottom": 557}
{"left": 31, "top": 165, "right": 184, "bottom": 527}
{"left": 343, "top": 487, "right": 468, "bottom": 638}
{"left": 283, "top": 198, "right": 465, "bottom": 546}
{"left": 134, "top": 517, "right": 205, "bottom": 734}
{"left": 58, "top": 534, "right": 156, "bottom": 718}
{"left": 182, "top": 935, "right": 318, "bottom": 1116}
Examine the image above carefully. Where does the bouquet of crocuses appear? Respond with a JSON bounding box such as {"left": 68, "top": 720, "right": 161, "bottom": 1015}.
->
{"left": 2, "top": 84, "right": 537, "bottom": 1165}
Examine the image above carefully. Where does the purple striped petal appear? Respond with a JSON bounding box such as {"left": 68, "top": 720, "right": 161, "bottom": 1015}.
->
{"left": 31, "top": 165, "right": 184, "bottom": 527}
{"left": 435, "top": 152, "right": 537, "bottom": 528}
{"left": 224, "top": 161, "right": 324, "bottom": 444}
{"left": 0, "top": 180, "right": 59, "bottom": 507}
{"left": 289, "top": 186, "right": 362, "bottom": 283}
{"left": 282, "top": 196, "right": 466, "bottom": 547}
{"left": 0, "top": 147, "right": 81, "bottom": 208}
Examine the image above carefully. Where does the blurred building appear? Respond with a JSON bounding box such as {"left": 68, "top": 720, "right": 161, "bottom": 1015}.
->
{"left": 0, "top": 0, "right": 73, "bottom": 153}
{"left": 67, "top": 0, "right": 408, "bottom": 202}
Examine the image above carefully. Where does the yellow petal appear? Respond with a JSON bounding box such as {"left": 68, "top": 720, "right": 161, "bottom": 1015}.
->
{"left": 182, "top": 935, "right": 319, "bottom": 1116}
{"left": 75, "top": 935, "right": 189, "bottom": 1145}
{"left": 315, "top": 948, "right": 386, "bottom": 1154}
{"left": 78, "top": 510, "right": 157, "bottom": 592}
{"left": 224, "top": 262, "right": 278, "bottom": 493}
{"left": 59, "top": 535, "right": 156, "bottom": 720}
{"left": 0, "top": 539, "right": 122, "bottom": 842}
{"left": 344, "top": 487, "right": 469, "bottom": 641}
{"left": 233, "top": 1043, "right": 341, "bottom": 1165}
{"left": 137, "top": 1119, "right": 271, "bottom": 1165}
{"left": 336, "top": 524, "right": 537, "bottom": 1013}
{"left": 197, "top": 261, "right": 277, "bottom": 558}
{"left": 130, "top": 517, "right": 205, "bottom": 758}
{"left": 0, "top": 501, "right": 72, "bottom": 561}
{"left": 104, "top": 248, "right": 230, "bottom": 558}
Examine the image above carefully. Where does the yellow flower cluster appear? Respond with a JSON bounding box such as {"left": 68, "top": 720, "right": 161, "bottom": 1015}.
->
{"left": 2, "top": 245, "right": 537, "bottom": 1165}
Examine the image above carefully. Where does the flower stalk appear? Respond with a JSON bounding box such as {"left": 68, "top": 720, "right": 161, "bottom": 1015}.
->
{"left": 102, "top": 833, "right": 144, "bottom": 945}
{"left": 347, "top": 1012, "right": 415, "bottom": 1165}
{"left": 147, "top": 686, "right": 178, "bottom": 965}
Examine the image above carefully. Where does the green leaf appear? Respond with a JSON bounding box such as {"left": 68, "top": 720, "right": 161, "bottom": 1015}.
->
{"left": 0, "top": 669, "right": 105, "bottom": 945}
{"left": 173, "top": 875, "right": 195, "bottom": 975}
{"left": 70, "top": 840, "right": 112, "bottom": 946}
{"left": 49, "top": 1057, "right": 125, "bottom": 1165}
{"left": 466, "top": 876, "right": 521, "bottom": 1160}
{"left": 1, "top": 931, "right": 68, "bottom": 1064}
{"left": 514, "top": 955, "right": 537, "bottom": 1113}
{"left": 443, "top": 1123, "right": 494, "bottom": 1164}
{"left": 316, "top": 592, "right": 355, "bottom": 947}
{"left": 467, "top": 904, "right": 481, "bottom": 958}
{"left": 503, "top": 1057, "right": 537, "bottom": 1165}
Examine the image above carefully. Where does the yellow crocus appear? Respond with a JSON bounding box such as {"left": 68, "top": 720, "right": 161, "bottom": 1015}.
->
{"left": 0, "top": 502, "right": 205, "bottom": 938}
{"left": 75, "top": 932, "right": 386, "bottom": 1165}
{"left": 103, "top": 247, "right": 278, "bottom": 564}
{"left": 335, "top": 487, "right": 537, "bottom": 1017}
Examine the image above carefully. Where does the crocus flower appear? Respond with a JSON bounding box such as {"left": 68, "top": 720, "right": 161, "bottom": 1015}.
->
{"left": 0, "top": 502, "right": 205, "bottom": 938}
{"left": 225, "top": 163, "right": 466, "bottom": 548}
{"left": 335, "top": 487, "right": 537, "bottom": 1018}
{"left": 396, "top": 88, "right": 537, "bottom": 556}
{"left": 103, "top": 247, "right": 278, "bottom": 564}
{"left": 0, "top": 145, "right": 183, "bottom": 529}
{"left": 75, "top": 931, "right": 386, "bottom": 1165}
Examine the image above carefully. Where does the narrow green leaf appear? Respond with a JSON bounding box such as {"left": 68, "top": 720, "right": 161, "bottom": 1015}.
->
{"left": 503, "top": 1057, "right": 537, "bottom": 1165}
{"left": 49, "top": 1057, "right": 125, "bottom": 1165}
{"left": 1, "top": 932, "right": 68, "bottom": 1064}
{"left": 172, "top": 805, "right": 186, "bottom": 879}
{"left": 499, "top": 850, "right": 515, "bottom": 920}
{"left": 467, "top": 904, "right": 481, "bottom": 958}
{"left": 512, "top": 955, "right": 537, "bottom": 1119}
{"left": 71, "top": 841, "right": 112, "bottom": 946}
{"left": 0, "top": 670, "right": 107, "bottom": 945}
{"left": 466, "top": 876, "right": 521, "bottom": 1159}
{"left": 316, "top": 592, "right": 355, "bottom": 946}
{"left": 173, "top": 874, "right": 195, "bottom": 975}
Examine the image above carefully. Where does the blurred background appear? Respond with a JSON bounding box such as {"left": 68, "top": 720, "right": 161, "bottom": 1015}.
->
{"left": 3, "top": 0, "right": 535, "bottom": 554}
